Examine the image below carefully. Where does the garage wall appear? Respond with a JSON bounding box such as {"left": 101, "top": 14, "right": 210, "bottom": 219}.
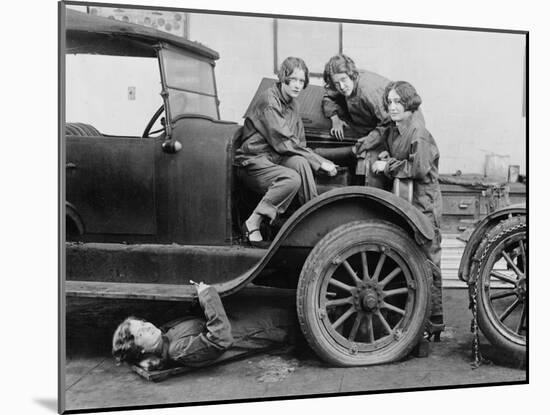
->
{"left": 187, "top": 14, "right": 330, "bottom": 123}
{"left": 65, "top": 6, "right": 526, "bottom": 175}
{"left": 342, "top": 23, "right": 526, "bottom": 175}
{"left": 189, "top": 15, "right": 525, "bottom": 175}
{"left": 188, "top": 13, "right": 276, "bottom": 122}
{"left": 66, "top": 55, "right": 163, "bottom": 136}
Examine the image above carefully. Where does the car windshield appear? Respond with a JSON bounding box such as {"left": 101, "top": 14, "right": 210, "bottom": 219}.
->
{"left": 160, "top": 47, "right": 219, "bottom": 120}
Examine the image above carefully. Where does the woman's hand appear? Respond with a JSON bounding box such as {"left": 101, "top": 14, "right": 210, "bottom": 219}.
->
{"left": 321, "top": 161, "right": 338, "bottom": 177}
{"left": 354, "top": 136, "right": 369, "bottom": 155}
{"left": 139, "top": 356, "right": 164, "bottom": 371}
{"left": 330, "top": 115, "right": 349, "bottom": 141}
{"left": 378, "top": 151, "right": 390, "bottom": 160}
{"left": 372, "top": 160, "right": 387, "bottom": 174}
{"left": 190, "top": 280, "right": 210, "bottom": 294}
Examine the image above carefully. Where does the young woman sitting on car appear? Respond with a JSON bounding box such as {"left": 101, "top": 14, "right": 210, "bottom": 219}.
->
{"left": 234, "top": 57, "right": 337, "bottom": 247}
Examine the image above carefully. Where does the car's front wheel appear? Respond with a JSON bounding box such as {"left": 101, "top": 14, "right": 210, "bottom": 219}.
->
{"left": 297, "top": 220, "right": 432, "bottom": 366}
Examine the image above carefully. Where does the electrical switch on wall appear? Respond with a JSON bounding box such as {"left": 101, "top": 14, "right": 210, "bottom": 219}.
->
{"left": 128, "top": 86, "right": 136, "bottom": 100}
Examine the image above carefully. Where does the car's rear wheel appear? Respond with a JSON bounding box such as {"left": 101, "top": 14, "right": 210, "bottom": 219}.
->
{"left": 297, "top": 220, "right": 432, "bottom": 366}
{"left": 472, "top": 216, "right": 526, "bottom": 361}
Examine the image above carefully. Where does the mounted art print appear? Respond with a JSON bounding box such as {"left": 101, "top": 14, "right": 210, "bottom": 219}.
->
{"left": 59, "top": 1, "right": 528, "bottom": 413}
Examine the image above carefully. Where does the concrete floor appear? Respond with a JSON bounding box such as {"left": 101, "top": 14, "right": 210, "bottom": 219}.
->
{"left": 63, "top": 286, "right": 526, "bottom": 413}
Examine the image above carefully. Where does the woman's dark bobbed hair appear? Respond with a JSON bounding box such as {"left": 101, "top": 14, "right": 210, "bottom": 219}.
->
{"left": 323, "top": 54, "right": 359, "bottom": 89}
{"left": 383, "top": 81, "right": 422, "bottom": 112}
{"left": 278, "top": 56, "right": 310, "bottom": 89}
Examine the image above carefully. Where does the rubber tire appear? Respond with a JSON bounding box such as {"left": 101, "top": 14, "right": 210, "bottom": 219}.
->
{"left": 297, "top": 220, "right": 432, "bottom": 366}
{"left": 472, "top": 215, "right": 526, "bottom": 361}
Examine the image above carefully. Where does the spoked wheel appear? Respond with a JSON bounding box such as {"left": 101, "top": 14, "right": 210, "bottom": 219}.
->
{"left": 473, "top": 215, "right": 527, "bottom": 359}
{"left": 297, "top": 220, "right": 432, "bottom": 366}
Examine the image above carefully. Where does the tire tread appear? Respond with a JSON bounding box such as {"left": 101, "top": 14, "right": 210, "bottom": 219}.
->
{"left": 471, "top": 215, "right": 526, "bottom": 361}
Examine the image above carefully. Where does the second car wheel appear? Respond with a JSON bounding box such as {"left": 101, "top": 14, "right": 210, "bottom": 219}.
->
{"left": 471, "top": 215, "right": 527, "bottom": 362}
{"left": 297, "top": 220, "right": 432, "bottom": 366}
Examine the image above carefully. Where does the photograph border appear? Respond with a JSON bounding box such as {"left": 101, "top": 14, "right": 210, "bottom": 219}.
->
{"left": 59, "top": 1, "right": 529, "bottom": 413}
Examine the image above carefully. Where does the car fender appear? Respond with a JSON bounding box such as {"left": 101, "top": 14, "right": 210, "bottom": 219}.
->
{"left": 458, "top": 203, "right": 526, "bottom": 283}
{"left": 218, "top": 186, "right": 435, "bottom": 296}
{"left": 277, "top": 185, "right": 434, "bottom": 245}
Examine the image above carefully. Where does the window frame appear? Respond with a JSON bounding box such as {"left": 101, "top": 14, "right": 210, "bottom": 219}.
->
{"left": 157, "top": 42, "right": 220, "bottom": 126}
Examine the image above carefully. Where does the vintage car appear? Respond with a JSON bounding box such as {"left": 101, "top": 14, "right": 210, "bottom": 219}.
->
{"left": 63, "top": 8, "right": 439, "bottom": 367}
{"left": 458, "top": 203, "right": 526, "bottom": 363}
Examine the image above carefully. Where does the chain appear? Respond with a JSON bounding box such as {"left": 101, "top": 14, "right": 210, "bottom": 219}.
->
{"left": 468, "top": 220, "right": 524, "bottom": 369}
{"left": 469, "top": 276, "right": 483, "bottom": 368}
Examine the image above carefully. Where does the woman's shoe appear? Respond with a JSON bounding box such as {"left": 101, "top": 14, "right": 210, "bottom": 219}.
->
{"left": 425, "top": 315, "right": 445, "bottom": 342}
{"left": 241, "top": 222, "right": 270, "bottom": 249}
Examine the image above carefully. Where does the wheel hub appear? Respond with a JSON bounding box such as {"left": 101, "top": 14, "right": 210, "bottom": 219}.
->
{"left": 353, "top": 287, "right": 382, "bottom": 312}
{"left": 362, "top": 290, "right": 378, "bottom": 310}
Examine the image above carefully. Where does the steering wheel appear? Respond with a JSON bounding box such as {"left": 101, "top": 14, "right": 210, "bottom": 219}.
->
{"left": 142, "top": 105, "right": 166, "bottom": 138}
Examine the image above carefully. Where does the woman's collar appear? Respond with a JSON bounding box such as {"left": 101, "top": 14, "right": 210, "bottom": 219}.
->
{"left": 396, "top": 111, "right": 419, "bottom": 135}
{"left": 158, "top": 334, "right": 170, "bottom": 360}
{"left": 275, "top": 82, "right": 292, "bottom": 106}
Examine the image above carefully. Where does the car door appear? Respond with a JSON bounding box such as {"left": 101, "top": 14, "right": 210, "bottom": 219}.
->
{"left": 66, "top": 133, "right": 157, "bottom": 236}
{"left": 65, "top": 38, "right": 162, "bottom": 238}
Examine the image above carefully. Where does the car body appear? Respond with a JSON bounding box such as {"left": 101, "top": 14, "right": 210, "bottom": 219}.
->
{"left": 458, "top": 203, "right": 526, "bottom": 285}
{"left": 63, "top": 8, "right": 438, "bottom": 365}
{"left": 64, "top": 8, "right": 433, "bottom": 297}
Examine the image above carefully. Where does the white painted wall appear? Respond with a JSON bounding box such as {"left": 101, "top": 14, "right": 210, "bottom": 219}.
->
{"left": 187, "top": 13, "right": 275, "bottom": 121}
{"left": 343, "top": 23, "right": 526, "bottom": 175}
{"left": 65, "top": 7, "right": 526, "bottom": 174}
{"left": 189, "top": 16, "right": 525, "bottom": 175}
{"left": 66, "top": 54, "right": 163, "bottom": 136}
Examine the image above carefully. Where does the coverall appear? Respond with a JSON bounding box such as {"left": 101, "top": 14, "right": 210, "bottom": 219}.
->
{"left": 381, "top": 111, "right": 443, "bottom": 318}
{"left": 235, "top": 83, "right": 328, "bottom": 223}
{"left": 160, "top": 286, "right": 233, "bottom": 366}
{"left": 323, "top": 70, "right": 425, "bottom": 188}
{"left": 159, "top": 286, "right": 289, "bottom": 367}
{"left": 322, "top": 69, "right": 391, "bottom": 152}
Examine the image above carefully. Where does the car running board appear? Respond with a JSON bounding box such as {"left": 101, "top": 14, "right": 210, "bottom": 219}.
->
{"left": 65, "top": 280, "right": 197, "bottom": 301}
